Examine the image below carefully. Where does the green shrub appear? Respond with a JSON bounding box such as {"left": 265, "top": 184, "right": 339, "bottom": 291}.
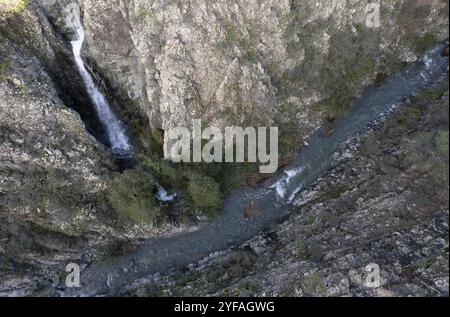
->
{"left": 417, "top": 85, "right": 447, "bottom": 102}
{"left": 143, "top": 156, "right": 185, "bottom": 188}
{"left": 317, "top": 187, "right": 348, "bottom": 203}
{"left": 396, "top": 107, "right": 422, "bottom": 127}
{"left": 435, "top": 130, "right": 449, "bottom": 159}
{"left": 185, "top": 171, "right": 222, "bottom": 217}
{"left": 109, "top": 169, "right": 160, "bottom": 225}
{"left": 324, "top": 82, "right": 355, "bottom": 119}
{"left": 225, "top": 25, "right": 238, "bottom": 43}
{"left": 302, "top": 273, "right": 325, "bottom": 295}
{"left": 240, "top": 46, "right": 259, "bottom": 64}
{"left": 411, "top": 32, "right": 437, "bottom": 56}
{"left": 295, "top": 240, "right": 310, "bottom": 259}
{"left": 0, "top": 60, "right": 9, "bottom": 81}
{"left": 218, "top": 162, "right": 259, "bottom": 194}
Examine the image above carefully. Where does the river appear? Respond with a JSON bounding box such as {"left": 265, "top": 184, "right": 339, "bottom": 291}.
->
{"left": 62, "top": 43, "right": 448, "bottom": 296}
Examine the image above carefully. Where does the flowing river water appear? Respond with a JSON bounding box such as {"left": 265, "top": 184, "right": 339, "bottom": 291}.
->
{"left": 62, "top": 41, "right": 448, "bottom": 295}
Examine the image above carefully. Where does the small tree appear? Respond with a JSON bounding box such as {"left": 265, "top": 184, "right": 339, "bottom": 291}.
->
{"left": 185, "top": 171, "right": 222, "bottom": 217}
{"left": 109, "top": 169, "right": 159, "bottom": 225}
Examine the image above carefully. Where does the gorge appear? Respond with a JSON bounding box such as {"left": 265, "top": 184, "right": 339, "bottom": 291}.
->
{"left": 62, "top": 43, "right": 449, "bottom": 296}
{"left": 0, "top": 0, "right": 448, "bottom": 297}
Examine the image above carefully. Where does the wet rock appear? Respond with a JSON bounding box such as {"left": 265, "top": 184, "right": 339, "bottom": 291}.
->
{"left": 400, "top": 49, "right": 418, "bottom": 63}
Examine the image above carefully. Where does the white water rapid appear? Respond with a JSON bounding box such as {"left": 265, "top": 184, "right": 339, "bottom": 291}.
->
{"left": 70, "top": 15, "right": 132, "bottom": 156}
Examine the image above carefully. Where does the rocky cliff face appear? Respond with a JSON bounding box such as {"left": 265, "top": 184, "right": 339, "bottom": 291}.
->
{"left": 77, "top": 0, "right": 448, "bottom": 154}
{"left": 3, "top": 0, "right": 447, "bottom": 163}
{"left": 126, "top": 86, "right": 449, "bottom": 297}
{"left": 0, "top": 23, "right": 113, "bottom": 294}
{"left": 0, "top": 1, "right": 174, "bottom": 295}
{"left": 0, "top": 0, "right": 448, "bottom": 296}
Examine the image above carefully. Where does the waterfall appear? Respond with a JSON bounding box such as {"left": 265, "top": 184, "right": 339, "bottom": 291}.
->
{"left": 70, "top": 15, "right": 132, "bottom": 156}
{"left": 155, "top": 184, "right": 177, "bottom": 202}
{"left": 68, "top": 11, "right": 176, "bottom": 202}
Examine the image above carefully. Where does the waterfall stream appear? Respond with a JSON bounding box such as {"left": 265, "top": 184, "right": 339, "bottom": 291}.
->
{"left": 155, "top": 184, "right": 177, "bottom": 202}
{"left": 69, "top": 12, "right": 176, "bottom": 201}
{"left": 70, "top": 15, "right": 132, "bottom": 156}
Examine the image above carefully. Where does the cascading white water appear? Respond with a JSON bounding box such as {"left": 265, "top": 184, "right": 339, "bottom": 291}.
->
{"left": 69, "top": 12, "right": 176, "bottom": 202}
{"left": 155, "top": 184, "right": 177, "bottom": 202}
{"left": 70, "top": 15, "right": 132, "bottom": 156}
{"left": 269, "top": 166, "right": 305, "bottom": 200}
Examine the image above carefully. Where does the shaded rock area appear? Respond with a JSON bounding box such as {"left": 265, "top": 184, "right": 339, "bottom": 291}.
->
{"left": 125, "top": 86, "right": 449, "bottom": 297}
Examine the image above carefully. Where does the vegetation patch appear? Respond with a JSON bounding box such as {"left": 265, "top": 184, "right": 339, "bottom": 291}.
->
{"left": 109, "top": 168, "right": 161, "bottom": 225}
{"left": 282, "top": 14, "right": 380, "bottom": 120}
{"left": 396, "top": 2, "right": 441, "bottom": 56}
{"left": 316, "top": 187, "right": 349, "bottom": 203}
{"left": 302, "top": 273, "right": 325, "bottom": 295}
{"left": 435, "top": 130, "right": 449, "bottom": 159}
{"left": 416, "top": 84, "right": 448, "bottom": 102}
{"left": 396, "top": 107, "right": 422, "bottom": 127}
{"left": 411, "top": 32, "right": 438, "bottom": 56}
{"left": 0, "top": 59, "right": 9, "bottom": 81}
{"left": 0, "top": 0, "right": 30, "bottom": 14}
{"left": 185, "top": 171, "right": 222, "bottom": 217}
